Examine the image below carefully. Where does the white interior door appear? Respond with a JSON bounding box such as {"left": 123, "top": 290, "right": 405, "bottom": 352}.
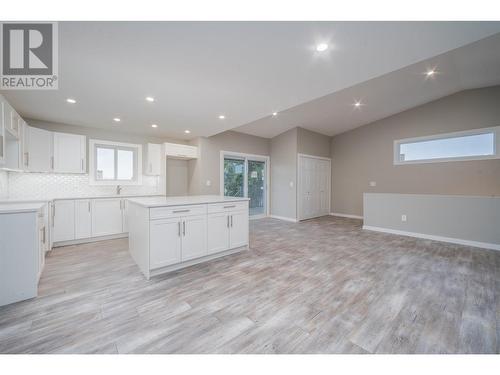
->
{"left": 298, "top": 155, "right": 331, "bottom": 221}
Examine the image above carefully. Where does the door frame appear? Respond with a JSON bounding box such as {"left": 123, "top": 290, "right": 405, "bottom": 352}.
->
{"left": 220, "top": 150, "right": 270, "bottom": 219}
{"left": 297, "top": 153, "right": 332, "bottom": 221}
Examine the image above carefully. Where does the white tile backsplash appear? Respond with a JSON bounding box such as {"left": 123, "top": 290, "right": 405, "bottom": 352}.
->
{"left": 7, "top": 172, "right": 161, "bottom": 200}
{"left": 0, "top": 171, "right": 8, "bottom": 198}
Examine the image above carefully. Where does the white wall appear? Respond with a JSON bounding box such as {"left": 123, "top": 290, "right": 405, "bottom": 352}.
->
{"left": 363, "top": 193, "right": 500, "bottom": 250}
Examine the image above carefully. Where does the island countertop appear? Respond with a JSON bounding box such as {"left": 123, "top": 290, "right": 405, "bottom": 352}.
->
{"left": 127, "top": 195, "right": 250, "bottom": 208}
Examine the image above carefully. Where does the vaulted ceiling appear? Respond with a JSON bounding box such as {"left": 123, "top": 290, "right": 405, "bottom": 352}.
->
{"left": 2, "top": 22, "right": 500, "bottom": 140}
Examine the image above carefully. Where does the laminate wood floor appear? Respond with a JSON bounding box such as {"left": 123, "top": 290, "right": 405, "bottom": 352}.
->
{"left": 1, "top": 216, "right": 499, "bottom": 354}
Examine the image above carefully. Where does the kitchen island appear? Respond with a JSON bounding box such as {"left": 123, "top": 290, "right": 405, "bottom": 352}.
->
{"left": 127, "top": 195, "right": 250, "bottom": 279}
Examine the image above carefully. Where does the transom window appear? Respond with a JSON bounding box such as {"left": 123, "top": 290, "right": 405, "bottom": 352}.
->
{"left": 89, "top": 139, "right": 142, "bottom": 185}
{"left": 394, "top": 126, "right": 499, "bottom": 165}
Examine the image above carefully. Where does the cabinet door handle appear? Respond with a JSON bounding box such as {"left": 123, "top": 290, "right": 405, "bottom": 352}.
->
{"left": 183, "top": 221, "right": 186, "bottom": 236}
{"left": 224, "top": 205, "right": 236, "bottom": 209}
{"left": 173, "top": 209, "right": 190, "bottom": 213}
{"left": 24, "top": 152, "right": 29, "bottom": 167}
{"left": 51, "top": 156, "right": 54, "bottom": 170}
{"left": 231, "top": 215, "right": 233, "bottom": 227}
{"left": 227, "top": 215, "right": 230, "bottom": 228}
{"left": 42, "top": 227, "right": 46, "bottom": 244}
{"left": 178, "top": 221, "right": 181, "bottom": 237}
{"left": 81, "top": 159, "right": 84, "bottom": 171}
{"left": 88, "top": 201, "right": 91, "bottom": 212}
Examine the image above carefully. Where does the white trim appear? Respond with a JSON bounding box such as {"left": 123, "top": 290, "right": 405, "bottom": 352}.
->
{"left": 220, "top": 150, "right": 270, "bottom": 217}
{"left": 393, "top": 125, "right": 500, "bottom": 165}
{"left": 89, "top": 139, "right": 143, "bottom": 186}
{"left": 297, "top": 153, "right": 331, "bottom": 221}
{"left": 363, "top": 225, "right": 500, "bottom": 251}
{"left": 269, "top": 215, "right": 298, "bottom": 223}
{"left": 330, "top": 212, "right": 363, "bottom": 220}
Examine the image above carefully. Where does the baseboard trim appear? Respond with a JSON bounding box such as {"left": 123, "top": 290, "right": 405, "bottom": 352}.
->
{"left": 362, "top": 225, "right": 500, "bottom": 251}
{"left": 269, "top": 215, "right": 298, "bottom": 223}
{"left": 53, "top": 233, "right": 128, "bottom": 248}
{"left": 330, "top": 212, "right": 364, "bottom": 220}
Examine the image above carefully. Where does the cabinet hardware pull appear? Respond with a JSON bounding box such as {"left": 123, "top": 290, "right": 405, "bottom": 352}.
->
{"left": 183, "top": 221, "right": 186, "bottom": 236}
{"left": 231, "top": 215, "right": 233, "bottom": 227}
{"left": 227, "top": 215, "right": 230, "bottom": 228}
{"left": 88, "top": 201, "right": 91, "bottom": 212}
{"left": 224, "top": 205, "right": 236, "bottom": 209}
{"left": 149, "top": 163, "right": 152, "bottom": 173}
{"left": 178, "top": 222, "right": 181, "bottom": 237}
{"left": 81, "top": 159, "right": 84, "bottom": 171}
{"left": 173, "top": 209, "right": 190, "bottom": 213}
{"left": 24, "top": 152, "right": 29, "bottom": 167}
{"left": 42, "top": 227, "right": 46, "bottom": 244}
{"left": 51, "top": 156, "right": 54, "bottom": 170}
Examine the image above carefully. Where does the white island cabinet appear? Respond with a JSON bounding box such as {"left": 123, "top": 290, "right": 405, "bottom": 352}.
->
{"left": 128, "top": 195, "right": 249, "bottom": 279}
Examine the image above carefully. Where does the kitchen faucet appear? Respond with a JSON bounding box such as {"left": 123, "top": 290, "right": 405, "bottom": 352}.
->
{"left": 116, "top": 185, "right": 122, "bottom": 195}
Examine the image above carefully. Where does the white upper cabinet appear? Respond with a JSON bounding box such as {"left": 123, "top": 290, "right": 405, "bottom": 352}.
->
{"left": 23, "top": 125, "right": 53, "bottom": 172}
{"left": 53, "top": 132, "right": 86, "bottom": 173}
{"left": 164, "top": 142, "right": 198, "bottom": 160}
{"left": 145, "top": 143, "right": 162, "bottom": 175}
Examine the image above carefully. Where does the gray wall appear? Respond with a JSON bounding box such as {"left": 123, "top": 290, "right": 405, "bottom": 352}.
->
{"left": 297, "top": 127, "right": 331, "bottom": 158}
{"left": 270, "top": 128, "right": 298, "bottom": 219}
{"left": 331, "top": 87, "right": 500, "bottom": 217}
{"left": 188, "top": 130, "right": 270, "bottom": 195}
{"left": 364, "top": 193, "right": 500, "bottom": 248}
{"left": 166, "top": 159, "right": 188, "bottom": 196}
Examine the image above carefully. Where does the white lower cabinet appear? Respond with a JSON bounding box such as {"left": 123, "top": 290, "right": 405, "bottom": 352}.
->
{"left": 207, "top": 212, "right": 230, "bottom": 255}
{"left": 229, "top": 210, "right": 249, "bottom": 248}
{"left": 52, "top": 200, "right": 75, "bottom": 242}
{"left": 91, "top": 198, "right": 123, "bottom": 237}
{"left": 150, "top": 218, "right": 182, "bottom": 269}
{"left": 181, "top": 214, "right": 207, "bottom": 261}
{"left": 75, "top": 200, "right": 92, "bottom": 239}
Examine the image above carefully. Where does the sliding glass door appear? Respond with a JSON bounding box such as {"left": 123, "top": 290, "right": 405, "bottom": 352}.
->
{"left": 223, "top": 153, "right": 268, "bottom": 218}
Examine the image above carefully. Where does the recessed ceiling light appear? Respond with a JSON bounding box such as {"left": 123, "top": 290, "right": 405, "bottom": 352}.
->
{"left": 218, "top": 115, "right": 225, "bottom": 119}
{"left": 316, "top": 43, "right": 328, "bottom": 52}
{"left": 354, "top": 101, "right": 362, "bottom": 108}
{"left": 113, "top": 118, "right": 121, "bottom": 122}
{"left": 184, "top": 130, "right": 191, "bottom": 134}
{"left": 145, "top": 96, "right": 155, "bottom": 102}
{"left": 66, "top": 98, "right": 76, "bottom": 104}
{"left": 272, "top": 112, "right": 278, "bottom": 116}
{"left": 151, "top": 124, "right": 158, "bottom": 128}
{"left": 426, "top": 69, "right": 436, "bottom": 77}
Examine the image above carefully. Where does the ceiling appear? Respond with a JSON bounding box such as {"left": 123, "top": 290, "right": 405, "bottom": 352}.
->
{"left": 2, "top": 22, "right": 500, "bottom": 140}
{"left": 236, "top": 32, "right": 500, "bottom": 138}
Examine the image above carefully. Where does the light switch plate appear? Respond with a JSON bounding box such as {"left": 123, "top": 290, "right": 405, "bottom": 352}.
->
{"left": 369, "top": 181, "right": 376, "bottom": 187}
{"left": 401, "top": 214, "right": 407, "bottom": 222}
{"left": 206, "top": 180, "right": 211, "bottom": 186}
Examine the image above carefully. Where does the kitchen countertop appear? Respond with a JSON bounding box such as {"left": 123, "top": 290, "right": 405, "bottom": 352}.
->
{"left": 0, "top": 194, "right": 163, "bottom": 203}
{"left": 128, "top": 195, "right": 250, "bottom": 208}
{"left": 0, "top": 202, "right": 46, "bottom": 214}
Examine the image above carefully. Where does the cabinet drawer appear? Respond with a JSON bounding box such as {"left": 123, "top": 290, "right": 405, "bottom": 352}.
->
{"left": 150, "top": 204, "right": 207, "bottom": 220}
{"left": 207, "top": 201, "right": 248, "bottom": 214}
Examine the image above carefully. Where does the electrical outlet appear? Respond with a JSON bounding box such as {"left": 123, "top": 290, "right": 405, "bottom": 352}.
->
{"left": 369, "top": 181, "right": 376, "bottom": 187}
{"left": 289, "top": 181, "right": 294, "bottom": 188}
{"left": 206, "top": 180, "right": 211, "bottom": 186}
{"left": 401, "top": 214, "right": 407, "bottom": 222}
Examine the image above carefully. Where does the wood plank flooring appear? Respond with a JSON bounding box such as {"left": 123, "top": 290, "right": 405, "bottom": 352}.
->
{"left": 0, "top": 216, "right": 498, "bottom": 353}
